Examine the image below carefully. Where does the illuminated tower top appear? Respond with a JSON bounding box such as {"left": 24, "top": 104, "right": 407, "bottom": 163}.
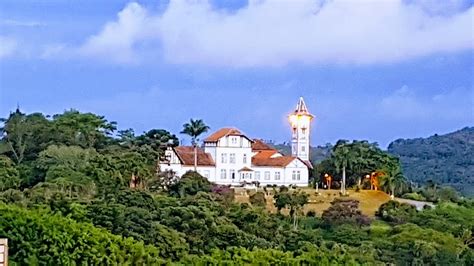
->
{"left": 289, "top": 97, "right": 314, "bottom": 162}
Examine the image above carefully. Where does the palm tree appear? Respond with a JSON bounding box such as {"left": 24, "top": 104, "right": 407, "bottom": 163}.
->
{"left": 379, "top": 164, "right": 406, "bottom": 199}
{"left": 180, "top": 119, "right": 210, "bottom": 171}
{"left": 333, "top": 141, "right": 355, "bottom": 195}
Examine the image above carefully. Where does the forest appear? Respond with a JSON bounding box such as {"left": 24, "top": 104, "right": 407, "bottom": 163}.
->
{"left": 0, "top": 108, "right": 473, "bottom": 265}
{"left": 388, "top": 127, "right": 474, "bottom": 196}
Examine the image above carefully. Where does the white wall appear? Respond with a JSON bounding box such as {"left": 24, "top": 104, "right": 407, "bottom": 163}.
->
{"left": 283, "top": 159, "right": 309, "bottom": 187}
{"left": 213, "top": 135, "right": 253, "bottom": 185}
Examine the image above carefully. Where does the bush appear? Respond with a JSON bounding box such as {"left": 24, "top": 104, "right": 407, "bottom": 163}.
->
{"left": 376, "top": 200, "right": 417, "bottom": 224}
{"left": 169, "top": 171, "right": 212, "bottom": 197}
{"left": 0, "top": 203, "right": 163, "bottom": 264}
{"left": 249, "top": 191, "right": 266, "bottom": 207}
{"left": 402, "top": 192, "right": 426, "bottom": 201}
{"left": 322, "top": 198, "right": 371, "bottom": 226}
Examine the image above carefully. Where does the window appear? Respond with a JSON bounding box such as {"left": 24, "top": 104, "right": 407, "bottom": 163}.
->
{"left": 301, "top": 146, "right": 306, "bottom": 152}
{"left": 230, "top": 169, "right": 235, "bottom": 179}
{"left": 229, "top": 153, "right": 236, "bottom": 164}
{"left": 255, "top": 171, "right": 260, "bottom": 180}
{"left": 231, "top": 137, "right": 238, "bottom": 144}
{"left": 243, "top": 154, "right": 247, "bottom": 164}
{"left": 220, "top": 169, "right": 227, "bottom": 179}
{"left": 275, "top": 172, "right": 281, "bottom": 180}
{"left": 292, "top": 170, "right": 301, "bottom": 180}
{"left": 264, "top": 171, "right": 270, "bottom": 180}
{"left": 221, "top": 153, "right": 227, "bottom": 163}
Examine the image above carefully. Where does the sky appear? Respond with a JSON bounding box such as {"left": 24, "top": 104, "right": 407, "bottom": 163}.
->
{"left": 0, "top": 0, "right": 473, "bottom": 148}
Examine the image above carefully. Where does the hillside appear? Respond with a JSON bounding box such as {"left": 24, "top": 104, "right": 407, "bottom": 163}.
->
{"left": 272, "top": 143, "right": 332, "bottom": 163}
{"left": 388, "top": 127, "right": 474, "bottom": 196}
{"left": 235, "top": 188, "right": 391, "bottom": 216}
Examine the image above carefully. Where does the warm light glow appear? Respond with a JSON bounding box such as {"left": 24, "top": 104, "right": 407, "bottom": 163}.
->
{"left": 324, "top": 173, "right": 329, "bottom": 177}
{"left": 289, "top": 114, "right": 311, "bottom": 128}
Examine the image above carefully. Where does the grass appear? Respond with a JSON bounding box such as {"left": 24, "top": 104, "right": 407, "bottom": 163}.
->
{"left": 234, "top": 188, "right": 391, "bottom": 217}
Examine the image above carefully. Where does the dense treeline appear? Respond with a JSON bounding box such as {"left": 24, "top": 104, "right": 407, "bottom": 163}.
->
{"left": 0, "top": 109, "right": 473, "bottom": 264}
{"left": 388, "top": 127, "right": 474, "bottom": 196}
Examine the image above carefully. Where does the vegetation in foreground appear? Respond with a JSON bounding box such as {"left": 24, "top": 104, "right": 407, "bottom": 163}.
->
{"left": 0, "top": 108, "right": 473, "bottom": 265}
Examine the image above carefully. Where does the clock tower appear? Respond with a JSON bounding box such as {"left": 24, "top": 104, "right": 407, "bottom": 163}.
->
{"left": 289, "top": 97, "right": 314, "bottom": 162}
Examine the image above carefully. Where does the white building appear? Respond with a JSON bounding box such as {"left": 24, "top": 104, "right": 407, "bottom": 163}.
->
{"left": 159, "top": 97, "right": 314, "bottom": 187}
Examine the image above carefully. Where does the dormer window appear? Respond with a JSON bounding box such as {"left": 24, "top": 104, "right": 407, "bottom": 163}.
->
{"left": 231, "top": 137, "right": 238, "bottom": 144}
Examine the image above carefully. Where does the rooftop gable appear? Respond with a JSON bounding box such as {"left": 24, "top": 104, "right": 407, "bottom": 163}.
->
{"left": 204, "top": 127, "right": 252, "bottom": 143}
{"left": 173, "top": 146, "right": 215, "bottom": 166}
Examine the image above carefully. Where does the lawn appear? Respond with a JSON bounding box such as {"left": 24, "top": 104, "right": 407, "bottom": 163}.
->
{"left": 234, "top": 188, "right": 391, "bottom": 217}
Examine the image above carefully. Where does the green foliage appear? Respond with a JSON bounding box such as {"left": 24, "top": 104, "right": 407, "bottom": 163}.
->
{"left": 388, "top": 127, "right": 474, "bottom": 196}
{"left": 0, "top": 155, "right": 20, "bottom": 191}
{"left": 0, "top": 203, "right": 163, "bottom": 265}
{"left": 169, "top": 171, "right": 212, "bottom": 197}
{"left": 316, "top": 140, "right": 406, "bottom": 195}
{"left": 51, "top": 109, "right": 117, "bottom": 149}
{"left": 402, "top": 192, "right": 426, "bottom": 201}
{"left": 180, "top": 118, "right": 210, "bottom": 145}
{"left": 376, "top": 200, "right": 418, "bottom": 224}
{"left": 1, "top": 108, "right": 472, "bottom": 265}
{"left": 249, "top": 191, "right": 266, "bottom": 207}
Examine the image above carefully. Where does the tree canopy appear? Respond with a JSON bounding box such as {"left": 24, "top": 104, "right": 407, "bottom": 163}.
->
{"left": 0, "top": 108, "right": 472, "bottom": 265}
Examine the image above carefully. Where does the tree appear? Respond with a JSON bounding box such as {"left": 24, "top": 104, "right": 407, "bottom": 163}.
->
{"left": 0, "top": 203, "right": 163, "bottom": 264}
{"left": 0, "top": 109, "right": 51, "bottom": 163}
{"left": 274, "top": 190, "right": 309, "bottom": 230}
{"left": 0, "top": 156, "right": 20, "bottom": 191}
{"left": 180, "top": 119, "right": 210, "bottom": 171}
{"left": 333, "top": 140, "right": 355, "bottom": 195}
{"left": 322, "top": 198, "right": 371, "bottom": 226}
{"left": 52, "top": 110, "right": 117, "bottom": 148}
{"left": 168, "top": 171, "right": 212, "bottom": 197}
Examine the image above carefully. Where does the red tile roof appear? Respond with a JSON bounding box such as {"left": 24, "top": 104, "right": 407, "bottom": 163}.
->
{"left": 174, "top": 146, "right": 215, "bottom": 166}
{"left": 252, "top": 156, "right": 296, "bottom": 167}
{"left": 251, "top": 139, "right": 275, "bottom": 151}
{"left": 253, "top": 150, "right": 279, "bottom": 159}
{"left": 204, "top": 127, "right": 252, "bottom": 142}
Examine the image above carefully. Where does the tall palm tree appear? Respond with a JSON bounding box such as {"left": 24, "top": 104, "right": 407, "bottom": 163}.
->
{"left": 333, "top": 141, "right": 355, "bottom": 195}
{"left": 180, "top": 119, "right": 210, "bottom": 171}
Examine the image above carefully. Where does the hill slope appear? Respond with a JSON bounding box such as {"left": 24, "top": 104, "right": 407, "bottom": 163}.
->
{"left": 388, "top": 127, "right": 474, "bottom": 196}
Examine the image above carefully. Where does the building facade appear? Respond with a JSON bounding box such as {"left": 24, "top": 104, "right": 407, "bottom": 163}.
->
{"left": 159, "top": 97, "right": 314, "bottom": 187}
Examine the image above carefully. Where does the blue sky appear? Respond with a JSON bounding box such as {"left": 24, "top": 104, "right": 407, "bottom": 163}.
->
{"left": 0, "top": 0, "right": 473, "bottom": 148}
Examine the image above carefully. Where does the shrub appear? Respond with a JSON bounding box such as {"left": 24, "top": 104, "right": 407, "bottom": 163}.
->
{"left": 322, "top": 198, "right": 371, "bottom": 226}
{"left": 402, "top": 192, "right": 426, "bottom": 201}
{"left": 0, "top": 203, "right": 163, "bottom": 264}
{"left": 376, "top": 200, "right": 417, "bottom": 224}
{"left": 249, "top": 191, "right": 266, "bottom": 207}
{"left": 169, "top": 171, "right": 212, "bottom": 197}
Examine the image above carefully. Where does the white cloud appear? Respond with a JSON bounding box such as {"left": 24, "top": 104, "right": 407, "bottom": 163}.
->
{"left": 76, "top": 0, "right": 473, "bottom": 66}
{"left": 79, "top": 2, "right": 156, "bottom": 64}
{"left": 0, "top": 36, "right": 18, "bottom": 59}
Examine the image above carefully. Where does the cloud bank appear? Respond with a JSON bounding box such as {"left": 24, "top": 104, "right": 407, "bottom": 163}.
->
{"left": 77, "top": 0, "right": 473, "bottom": 66}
